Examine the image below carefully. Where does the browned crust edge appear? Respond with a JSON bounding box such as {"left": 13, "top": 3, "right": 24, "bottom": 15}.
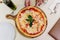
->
{"left": 15, "top": 6, "right": 48, "bottom": 38}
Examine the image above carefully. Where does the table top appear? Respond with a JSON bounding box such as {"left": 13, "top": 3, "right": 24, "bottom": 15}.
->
{"left": 0, "top": 0, "right": 60, "bottom": 40}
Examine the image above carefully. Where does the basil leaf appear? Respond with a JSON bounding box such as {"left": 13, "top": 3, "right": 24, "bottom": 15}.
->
{"left": 30, "top": 22, "right": 32, "bottom": 27}
{"left": 26, "top": 15, "right": 34, "bottom": 27}
{"left": 26, "top": 19, "right": 29, "bottom": 21}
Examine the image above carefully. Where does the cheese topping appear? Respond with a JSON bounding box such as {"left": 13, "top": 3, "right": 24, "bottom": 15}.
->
{"left": 18, "top": 9, "right": 45, "bottom": 34}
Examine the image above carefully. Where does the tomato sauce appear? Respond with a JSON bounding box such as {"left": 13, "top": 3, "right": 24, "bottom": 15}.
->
{"left": 18, "top": 7, "right": 45, "bottom": 35}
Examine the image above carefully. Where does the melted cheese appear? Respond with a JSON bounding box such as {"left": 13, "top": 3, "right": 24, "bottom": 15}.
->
{"left": 19, "top": 10, "right": 44, "bottom": 34}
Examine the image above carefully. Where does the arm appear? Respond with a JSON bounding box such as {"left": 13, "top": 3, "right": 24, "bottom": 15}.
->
{"left": 25, "top": 0, "right": 30, "bottom": 7}
{"left": 35, "top": 0, "right": 44, "bottom": 6}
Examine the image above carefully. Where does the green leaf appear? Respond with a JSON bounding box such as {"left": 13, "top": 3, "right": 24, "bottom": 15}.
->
{"left": 30, "top": 22, "right": 32, "bottom": 27}
{"left": 26, "top": 15, "right": 34, "bottom": 27}
{"left": 26, "top": 19, "right": 29, "bottom": 21}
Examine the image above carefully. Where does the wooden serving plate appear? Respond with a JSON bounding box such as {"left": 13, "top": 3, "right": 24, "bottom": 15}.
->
{"left": 6, "top": 6, "right": 47, "bottom": 38}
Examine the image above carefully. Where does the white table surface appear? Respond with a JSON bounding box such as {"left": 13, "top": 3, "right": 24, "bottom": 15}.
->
{"left": 0, "top": 0, "right": 60, "bottom": 40}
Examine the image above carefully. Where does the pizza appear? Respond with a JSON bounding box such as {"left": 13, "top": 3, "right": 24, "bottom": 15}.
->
{"left": 16, "top": 6, "right": 47, "bottom": 38}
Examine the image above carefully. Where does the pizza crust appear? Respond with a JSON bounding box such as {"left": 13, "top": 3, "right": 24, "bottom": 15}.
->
{"left": 16, "top": 6, "right": 47, "bottom": 38}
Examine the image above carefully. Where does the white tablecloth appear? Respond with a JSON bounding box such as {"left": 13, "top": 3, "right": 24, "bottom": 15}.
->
{"left": 0, "top": 0, "right": 60, "bottom": 40}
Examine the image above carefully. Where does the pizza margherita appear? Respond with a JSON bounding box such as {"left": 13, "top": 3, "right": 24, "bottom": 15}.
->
{"left": 16, "top": 6, "right": 47, "bottom": 38}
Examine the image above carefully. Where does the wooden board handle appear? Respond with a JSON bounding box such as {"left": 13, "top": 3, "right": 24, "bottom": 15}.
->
{"left": 6, "top": 14, "right": 16, "bottom": 20}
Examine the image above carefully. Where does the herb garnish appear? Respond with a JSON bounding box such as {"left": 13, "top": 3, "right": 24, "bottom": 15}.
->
{"left": 26, "top": 15, "right": 34, "bottom": 27}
